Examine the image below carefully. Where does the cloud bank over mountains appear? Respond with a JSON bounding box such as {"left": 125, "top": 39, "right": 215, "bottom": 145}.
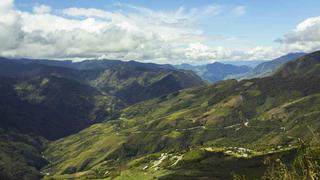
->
{"left": 0, "top": 0, "right": 320, "bottom": 63}
{"left": 276, "top": 17, "right": 320, "bottom": 52}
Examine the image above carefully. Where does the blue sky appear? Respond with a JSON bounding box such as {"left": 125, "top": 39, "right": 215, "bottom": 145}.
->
{"left": 15, "top": 0, "right": 320, "bottom": 46}
{"left": 1, "top": 0, "right": 320, "bottom": 63}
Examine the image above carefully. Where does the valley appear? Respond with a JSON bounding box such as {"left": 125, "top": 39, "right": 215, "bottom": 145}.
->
{"left": 1, "top": 1, "right": 320, "bottom": 179}
{"left": 47, "top": 51, "right": 320, "bottom": 179}
{"left": 1, "top": 51, "right": 319, "bottom": 179}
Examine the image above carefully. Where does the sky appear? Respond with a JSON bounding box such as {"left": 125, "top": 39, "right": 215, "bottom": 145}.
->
{"left": 1, "top": 0, "right": 320, "bottom": 64}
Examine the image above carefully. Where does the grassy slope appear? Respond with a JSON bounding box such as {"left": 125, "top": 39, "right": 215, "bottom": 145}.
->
{"left": 43, "top": 51, "right": 320, "bottom": 179}
{"left": 43, "top": 73, "right": 320, "bottom": 179}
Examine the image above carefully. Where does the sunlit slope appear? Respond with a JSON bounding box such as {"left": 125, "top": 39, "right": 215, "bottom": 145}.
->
{"left": 44, "top": 78, "right": 320, "bottom": 178}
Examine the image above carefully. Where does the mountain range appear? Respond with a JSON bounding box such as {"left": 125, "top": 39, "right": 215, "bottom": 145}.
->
{"left": 228, "top": 52, "right": 306, "bottom": 80}
{"left": 0, "top": 58, "right": 204, "bottom": 140}
{"left": 174, "top": 62, "right": 252, "bottom": 82}
{"left": 39, "top": 51, "right": 320, "bottom": 179}
{"left": 221, "top": 60, "right": 267, "bottom": 68}
{"left": 174, "top": 53, "right": 305, "bottom": 82}
{"left": 0, "top": 51, "right": 319, "bottom": 179}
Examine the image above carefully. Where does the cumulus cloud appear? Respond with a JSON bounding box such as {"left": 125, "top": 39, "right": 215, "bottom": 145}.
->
{"left": 0, "top": 0, "right": 318, "bottom": 63}
{"left": 185, "top": 43, "right": 232, "bottom": 60}
{"left": 0, "top": 0, "right": 232, "bottom": 63}
{"left": 276, "top": 16, "right": 320, "bottom": 52}
{"left": 0, "top": 0, "right": 24, "bottom": 54}
{"left": 0, "top": 0, "right": 14, "bottom": 13}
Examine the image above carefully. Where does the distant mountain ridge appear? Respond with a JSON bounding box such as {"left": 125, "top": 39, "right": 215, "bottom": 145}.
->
{"left": 175, "top": 62, "right": 252, "bottom": 82}
{"left": 231, "top": 52, "right": 306, "bottom": 80}
{"left": 221, "top": 60, "right": 267, "bottom": 68}
{"left": 1, "top": 57, "right": 174, "bottom": 70}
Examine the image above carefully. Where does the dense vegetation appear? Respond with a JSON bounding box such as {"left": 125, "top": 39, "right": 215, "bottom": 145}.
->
{"left": 0, "top": 129, "right": 47, "bottom": 180}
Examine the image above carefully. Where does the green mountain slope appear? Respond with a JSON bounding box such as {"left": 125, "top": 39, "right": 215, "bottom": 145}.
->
{"left": 0, "top": 58, "right": 205, "bottom": 179}
{"left": 0, "top": 75, "right": 124, "bottom": 140}
{"left": 92, "top": 64, "right": 204, "bottom": 104}
{"left": 0, "top": 58, "right": 204, "bottom": 106}
{"left": 0, "top": 58, "right": 101, "bottom": 82}
{"left": 0, "top": 129, "right": 47, "bottom": 180}
{"left": 0, "top": 59, "right": 204, "bottom": 139}
{"left": 276, "top": 51, "right": 320, "bottom": 77}
{"left": 42, "top": 51, "right": 320, "bottom": 179}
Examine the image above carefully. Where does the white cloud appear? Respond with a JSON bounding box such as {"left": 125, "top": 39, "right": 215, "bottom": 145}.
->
{"left": 276, "top": 16, "right": 320, "bottom": 52}
{"left": 33, "top": 4, "right": 51, "bottom": 14}
{"left": 0, "top": 1, "right": 223, "bottom": 63}
{"left": 185, "top": 43, "right": 232, "bottom": 60}
{"left": 0, "top": 1, "right": 318, "bottom": 63}
{"left": 0, "top": 0, "right": 24, "bottom": 54}
{"left": 0, "top": 0, "right": 14, "bottom": 13}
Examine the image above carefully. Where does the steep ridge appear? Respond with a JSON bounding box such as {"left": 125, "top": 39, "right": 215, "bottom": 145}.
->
{"left": 275, "top": 51, "right": 320, "bottom": 77}
{"left": 42, "top": 51, "right": 320, "bottom": 179}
